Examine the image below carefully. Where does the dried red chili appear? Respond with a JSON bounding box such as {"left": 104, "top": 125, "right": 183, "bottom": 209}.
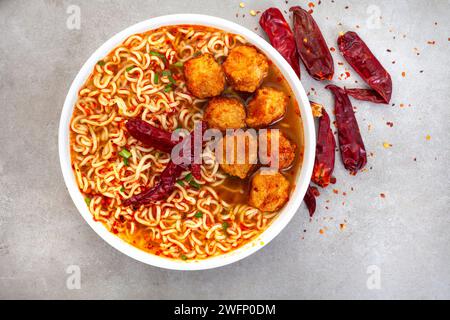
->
{"left": 123, "top": 121, "right": 206, "bottom": 207}
{"left": 338, "top": 31, "right": 392, "bottom": 104}
{"left": 326, "top": 85, "right": 367, "bottom": 175}
{"left": 126, "top": 118, "right": 179, "bottom": 153}
{"left": 185, "top": 122, "right": 207, "bottom": 180}
{"left": 260, "top": 8, "right": 301, "bottom": 78}
{"left": 122, "top": 161, "right": 183, "bottom": 207}
{"left": 303, "top": 185, "right": 320, "bottom": 217}
{"left": 290, "top": 6, "right": 334, "bottom": 81}
{"left": 312, "top": 108, "right": 336, "bottom": 187}
{"left": 126, "top": 119, "right": 205, "bottom": 179}
{"left": 344, "top": 88, "right": 387, "bottom": 104}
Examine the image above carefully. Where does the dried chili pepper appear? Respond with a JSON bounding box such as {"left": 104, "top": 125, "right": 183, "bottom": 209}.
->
{"left": 344, "top": 88, "right": 387, "bottom": 104}
{"left": 326, "top": 85, "right": 367, "bottom": 174}
{"left": 312, "top": 108, "right": 336, "bottom": 188}
{"left": 126, "top": 119, "right": 179, "bottom": 153}
{"left": 184, "top": 121, "right": 207, "bottom": 180}
{"left": 338, "top": 31, "right": 392, "bottom": 104}
{"left": 290, "top": 6, "right": 334, "bottom": 81}
{"left": 303, "top": 185, "right": 320, "bottom": 217}
{"left": 260, "top": 8, "right": 301, "bottom": 78}
{"left": 123, "top": 121, "right": 206, "bottom": 207}
{"left": 122, "top": 161, "right": 183, "bottom": 206}
{"left": 126, "top": 119, "right": 205, "bottom": 179}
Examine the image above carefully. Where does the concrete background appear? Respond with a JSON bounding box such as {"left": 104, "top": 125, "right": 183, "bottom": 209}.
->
{"left": 0, "top": 0, "right": 449, "bottom": 299}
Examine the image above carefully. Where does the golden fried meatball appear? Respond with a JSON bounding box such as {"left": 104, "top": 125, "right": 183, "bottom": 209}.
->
{"left": 223, "top": 45, "right": 269, "bottom": 93}
{"left": 248, "top": 171, "right": 291, "bottom": 212}
{"left": 204, "top": 97, "right": 246, "bottom": 131}
{"left": 260, "top": 130, "right": 297, "bottom": 170}
{"left": 184, "top": 53, "right": 225, "bottom": 98}
{"left": 218, "top": 131, "right": 258, "bottom": 179}
{"left": 246, "top": 87, "right": 288, "bottom": 128}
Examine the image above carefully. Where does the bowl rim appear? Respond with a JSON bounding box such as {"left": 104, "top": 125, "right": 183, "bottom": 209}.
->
{"left": 58, "top": 14, "right": 316, "bottom": 271}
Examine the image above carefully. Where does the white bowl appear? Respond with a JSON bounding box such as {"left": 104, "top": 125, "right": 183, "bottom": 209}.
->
{"left": 59, "top": 14, "right": 316, "bottom": 270}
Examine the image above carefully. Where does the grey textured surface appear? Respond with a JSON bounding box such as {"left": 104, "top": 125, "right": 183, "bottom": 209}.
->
{"left": 0, "top": 0, "right": 449, "bottom": 300}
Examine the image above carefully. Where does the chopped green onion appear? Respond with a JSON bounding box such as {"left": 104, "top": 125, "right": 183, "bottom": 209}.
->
{"left": 120, "top": 186, "right": 125, "bottom": 192}
{"left": 150, "top": 51, "right": 167, "bottom": 62}
{"left": 164, "top": 84, "right": 173, "bottom": 92}
{"left": 184, "top": 173, "right": 193, "bottom": 182}
{"left": 154, "top": 73, "right": 159, "bottom": 84}
{"left": 172, "top": 61, "right": 184, "bottom": 67}
{"left": 123, "top": 158, "right": 129, "bottom": 166}
{"left": 161, "top": 70, "right": 176, "bottom": 85}
{"left": 97, "top": 60, "right": 106, "bottom": 66}
{"left": 126, "top": 66, "right": 134, "bottom": 72}
{"left": 168, "top": 75, "right": 176, "bottom": 85}
{"left": 150, "top": 51, "right": 165, "bottom": 58}
{"left": 181, "top": 255, "right": 187, "bottom": 261}
{"left": 176, "top": 180, "right": 185, "bottom": 187}
{"left": 222, "top": 222, "right": 229, "bottom": 231}
{"left": 119, "top": 149, "right": 132, "bottom": 159}
{"left": 194, "top": 212, "right": 203, "bottom": 218}
{"left": 84, "top": 197, "right": 92, "bottom": 206}
{"left": 189, "top": 180, "right": 201, "bottom": 189}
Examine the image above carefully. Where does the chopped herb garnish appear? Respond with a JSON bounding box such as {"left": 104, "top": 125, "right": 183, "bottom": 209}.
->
{"left": 189, "top": 180, "right": 201, "bottom": 189}
{"left": 168, "top": 75, "right": 176, "bottom": 84}
{"left": 123, "top": 158, "right": 129, "bottom": 166}
{"left": 172, "top": 61, "right": 184, "bottom": 67}
{"left": 222, "top": 222, "right": 229, "bottom": 231}
{"left": 161, "top": 70, "right": 176, "bottom": 84}
{"left": 97, "top": 60, "right": 106, "bottom": 66}
{"left": 184, "top": 173, "right": 193, "bottom": 182}
{"left": 119, "top": 149, "right": 132, "bottom": 159}
{"left": 84, "top": 197, "right": 92, "bottom": 206}
{"left": 181, "top": 255, "right": 187, "bottom": 261}
{"left": 150, "top": 51, "right": 167, "bottom": 62}
{"left": 120, "top": 186, "right": 125, "bottom": 192}
{"left": 194, "top": 212, "right": 203, "bottom": 218}
{"left": 164, "top": 84, "right": 173, "bottom": 92}
{"left": 176, "top": 180, "right": 185, "bottom": 187}
{"left": 154, "top": 73, "right": 159, "bottom": 84}
{"left": 126, "top": 66, "right": 134, "bottom": 72}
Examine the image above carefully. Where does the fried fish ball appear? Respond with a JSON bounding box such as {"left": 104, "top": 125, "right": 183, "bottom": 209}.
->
{"left": 204, "top": 97, "right": 246, "bottom": 131}
{"left": 184, "top": 53, "right": 225, "bottom": 98}
{"left": 219, "top": 131, "right": 258, "bottom": 179}
{"left": 261, "top": 130, "right": 297, "bottom": 170}
{"left": 248, "top": 171, "right": 291, "bottom": 212}
{"left": 222, "top": 45, "right": 269, "bottom": 93}
{"left": 246, "top": 87, "right": 288, "bottom": 128}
